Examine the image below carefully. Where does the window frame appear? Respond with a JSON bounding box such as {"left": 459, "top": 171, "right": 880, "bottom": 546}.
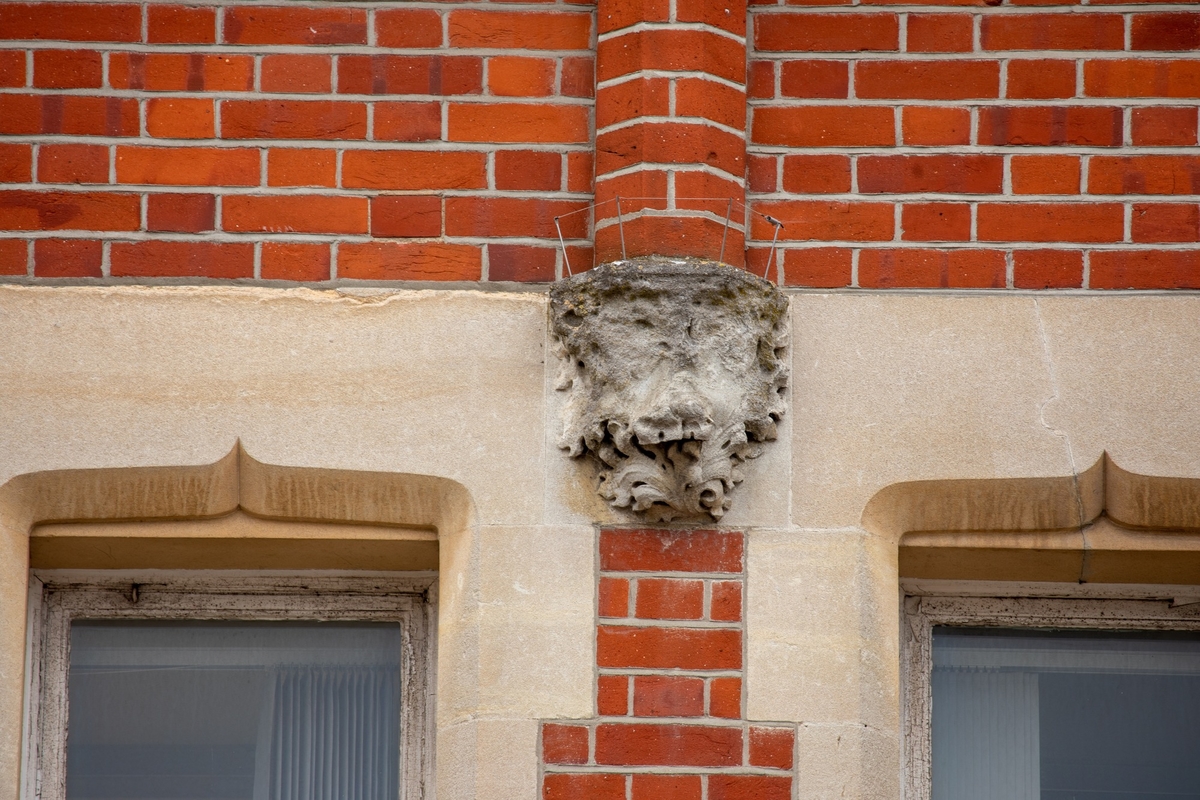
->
{"left": 26, "top": 571, "right": 436, "bottom": 800}
{"left": 902, "top": 586, "right": 1200, "bottom": 800}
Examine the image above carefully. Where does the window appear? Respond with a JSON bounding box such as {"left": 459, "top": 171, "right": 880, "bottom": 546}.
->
{"left": 904, "top": 593, "right": 1200, "bottom": 800}
{"left": 27, "top": 574, "right": 434, "bottom": 800}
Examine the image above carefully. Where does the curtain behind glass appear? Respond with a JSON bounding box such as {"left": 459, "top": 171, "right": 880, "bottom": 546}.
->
{"left": 931, "top": 628, "right": 1200, "bottom": 800}
{"left": 66, "top": 621, "right": 402, "bottom": 800}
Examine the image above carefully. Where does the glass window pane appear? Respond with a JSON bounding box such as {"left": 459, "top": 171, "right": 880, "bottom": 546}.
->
{"left": 66, "top": 620, "right": 402, "bottom": 800}
{"left": 932, "top": 627, "right": 1200, "bottom": 800}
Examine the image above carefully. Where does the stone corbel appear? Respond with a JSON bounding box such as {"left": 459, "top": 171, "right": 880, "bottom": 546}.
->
{"left": 550, "top": 256, "right": 790, "bottom": 522}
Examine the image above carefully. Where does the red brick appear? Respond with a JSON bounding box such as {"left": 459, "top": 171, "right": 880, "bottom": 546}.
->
{"left": 750, "top": 726, "right": 795, "bottom": 769}
{"left": 109, "top": 53, "right": 254, "bottom": 92}
{"left": 709, "top": 580, "right": 742, "bottom": 622}
{"left": 748, "top": 155, "right": 776, "bottom": 193}
{"left": 489, "top": 56, "right": 555, "bottom": 97}
{"left": 1132, "top": 13, "right": 1200, "bottom": 51}
{"left": 261, "top": 242, "right": 330, "bottom": 282}
{"left": 0, "top": 95, "right": 138, "bottom": 136}
{"left": 371, "top": 196, "right": 441, "bottom": 238}
{"left": 0, "top": 240, "right": 28, "bottom": 275}
{"left": 339, "top": 242, "right": 481, "bottom": 281}
{"left": 0, "top": 51, "right": 25, "bottom": 88}
{"left": 632, "top": 775, "right": 701, "bottom": 800}
{"left": 221, "top": 100, "right": 366, "bottom": 140}
{"left": 635, "top": 578, "right": 703, "bottom": 620}
{"left": 675, "top": 78, "right": 746, "bottom": 131}
{"left": 0, "top": 191, "right": 138, "bottom": 231}
{"left": 709, "top": 677, "right": 741, "bottom": 718}
{"left": 782, "top": 154, "right": 851, "bottom": 196}
{"left": 146, "top": 193, "right": 215, "bottom": 232}
{"left": 908, "top": 14, "right": 973, "bottom": 52}
{"left": 375, "top": 102, "right": 442, "bottom": 142}
{"left": 859, "top": 155, "right": 1003, "bottom": 194}
{"left": 262, "top": 55, "right": 331, "bottom": 94}
{"left": 751, "top": 201, "right": 894, "bottom": 241}
{"left": 1132, "top": 107, "right": 1198, "bottom": 145}
{"left": 568, "top": 152, "right": 594, "bottom": 193}
{"left": 748, "top": 61, "right": 774, "bottom": 99}
{"left": 1013, "top": 250, "right": 1083, "bottom": 289}
{"left": 598, "top": 674, "right": 628, "bottom": 716}
{"left": 110, "top": 241, "right": 253, "bottom": 278}
{"left": 1085, "top": 60, "right": 1200, "bottom": 98}
{"left": 223, "top": 195, "right": 368, "bottom": 235}
{"left": 376, "top": 8, "right": 443, "bottom": 48}
{"left": 489, "top": 244, "right": 557, "bottom": 282}
{"left": 1133, "top": 203, "right": 1200, "bottom": 242}
{"left": 678, "top": 0, "right": 746, "bottom": 36}
{"left": 33, "top": 239, "right": 101, "bottom": 278}
{"left": 561, "top": 56, "right": 595, "bottom": 98}
{"left": 39, "top": 144, "right": 108, "bottom": 184}
{"left": 146, "top": 98, "right": 214, "bottom": 139}
{"left": 857, "top": 60, "right": 999, "bottom": 99}
{"left": 979, "top": 106, "right": 1122, "bottom": 146}
{"left": 543, "top": 774, "right": 625, "bottom": 800}
{"left": 1007, "top": 60, "right": 1077, "bottom": 99}
{"left": 902, "top": 107, "right": 971, "bottom": 146}
{"left": 1012, "top": 155, "right": 1080, "bottom": 195}
{"left": 595, "top": 214, "right": 740, "bottom": 264}
{"left": 0, "top": 145, "right": 32, "bottom": 183}
{"left": 598, "top": 626, "right": 741, "bottom": 670}
{"left": 337, "top": 55, "right": 482, "bottom": 96}
{"left": 597, "top": 78, "right": 670, "bottom": 129}
{"left": 0, "top": 3, "right": 140, "bottom": 42}
{"left": 709, "top": 776, "right": 792, "bottom": 800}
{"left": 343, "top": 151, "right": 486, "bottom": 191}
{"left": 224, "top": 6, "right": 366, "bottom": 45}
{"left": 1089, "top": 156, "right": 1200, "bottom": 194}
{"left": 780, "top": 60, "right": 849, "bottom": 98}
{"left": 595, "top": 723, "right": 741, "bottom": 766}
{"left": 599, "top": 577, "right": 630, "bottom": 618}
{"left": 268, "top": 149, "right": 337, "bottom": 188}
{"left": 116, "top": 146, "right": 259, "bottom": 187}
{"left": 781, "top": 247, "right": 852, "bottom": 288}
{"left": 449, "top": 103, "right": 589, "bottom": 144}
{"left": 449, "top": 10, "right": 591, "bottom": 50}
{"left": 753, "top": 106, "right": 894, "bottom": 147}
{"left": 596, "top": 123, "right": 744, "bottom": 176}
{"left": 675, "top": 172, "right": 744, "bottom": 218}
{"left": 597, "top": 29, "right": 745, "bottom": 83}
{"left": 446, "top": 197, "right": 587, "bottom": 239}
{"left": 1090, "top": 250, "right": 1200, "bottom": 289}
{"left": 601, "top": 529, "right": 744, "bottom": 572}
{"left": 542, "top": 723, "right": 588, "bottom": 765}
{"left": 599, "top": 0, "right": 669, "bottom": 35}
{"left": 978, "top": 203, "right": 1124, "bottom": 242}
{"left": 859, "top": 249, "right": 1006, "bottom": 288}
{"left": 34, "top": 50, "right": 102, "bottom": 89}
{"left": 902, "top": 203, "right": 972, "bottom": 240}
{"left": 633, "top": 676, "right": 704, "bottom": 717}
{"left": 148, "top": 5, "right": 216, "bottom": 44}
{"left": 755, "top": 13, "right": 898, "bottom": 51}
{"left": 983, "top": 14, "right": 1123, "bottom": 50}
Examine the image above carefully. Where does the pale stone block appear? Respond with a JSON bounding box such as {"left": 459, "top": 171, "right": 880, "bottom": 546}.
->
{"left": 437, "top": 717, "right": 538, "bottom": 800}
{"left": 794, "top": 721, "right": 900, "bottom": 800}
{"left": 746, "top": 529, "right": 899, "bottom": 731}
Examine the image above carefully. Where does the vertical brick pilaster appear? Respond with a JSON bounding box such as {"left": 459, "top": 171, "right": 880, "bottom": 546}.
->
{"left": 593, "top": 0, "right": 748, "bottom": 266}
{"left": 540, "top": 529, "right": 795, "bottom": 800}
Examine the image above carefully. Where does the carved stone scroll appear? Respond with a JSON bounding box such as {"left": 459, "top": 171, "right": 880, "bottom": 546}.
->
{"left": 550, "top": 256, "right": 790, "bottom": 521}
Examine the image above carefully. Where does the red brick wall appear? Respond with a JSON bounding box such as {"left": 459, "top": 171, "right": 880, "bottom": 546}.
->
{"left": 1, "top": 0, "right": 1197, "bottom": 289}
{"left": 540, "top": 529, "right": 796, "bottom": 800}
{"left": 747, "top": 1, "right": 1200, "bottom": 289}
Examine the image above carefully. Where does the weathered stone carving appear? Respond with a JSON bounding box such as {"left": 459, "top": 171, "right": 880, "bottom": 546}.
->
{"left": 550, "top": 256, "right": 789, "bottom": 521}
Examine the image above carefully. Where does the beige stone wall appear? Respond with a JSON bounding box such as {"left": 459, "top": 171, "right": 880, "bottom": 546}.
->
{"left": 2, "top": 285, "right": 1200, "bottom": 799}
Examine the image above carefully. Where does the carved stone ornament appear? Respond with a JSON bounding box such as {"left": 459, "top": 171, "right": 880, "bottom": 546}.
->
{"left": 550, "top": 256, "right": 790, "bottom": 521}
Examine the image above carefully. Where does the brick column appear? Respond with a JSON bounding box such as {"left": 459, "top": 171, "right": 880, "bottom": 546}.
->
{"left": 592, "top": 0, "right": 748, "bottom": 266}
{"left": 540, "top": 529, "right": 795, "bottom": 800}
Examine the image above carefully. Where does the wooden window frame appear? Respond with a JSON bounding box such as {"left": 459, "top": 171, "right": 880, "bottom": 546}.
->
{"left": 25, "top": 572, "right": 436, "bottom": 800}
